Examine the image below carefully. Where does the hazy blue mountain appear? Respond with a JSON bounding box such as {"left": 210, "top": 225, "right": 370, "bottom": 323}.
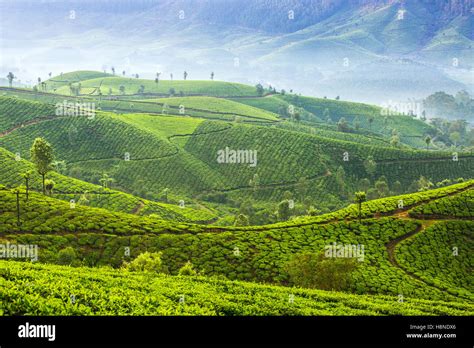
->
{"left": 1, "top": 0, "right": 472, "bottom": 105}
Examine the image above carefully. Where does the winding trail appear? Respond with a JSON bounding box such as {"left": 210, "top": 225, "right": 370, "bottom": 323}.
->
{"left": 384, "top": 218, "right": 473, "bottom": 301}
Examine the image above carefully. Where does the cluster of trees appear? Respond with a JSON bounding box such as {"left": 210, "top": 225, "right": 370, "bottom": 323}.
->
{"left": 285, "top": 252, "right": 358, "bottom": 291}
{"left": 423, "top": 90, "right": 473, "bottom": 121}
{"left": 124, "top": 251, "right": 197, "bottom": 276}
{"left": 429, "top": 118, "right": 473, "bottom": 148}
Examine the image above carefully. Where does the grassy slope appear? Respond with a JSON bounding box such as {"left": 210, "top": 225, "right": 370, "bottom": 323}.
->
{"left": 137, "top": 96, "right": 278, "bottom": 121}
{"left": 232, "top": 94, "right": 436, "bottom": 148}
{"left": 112, "top": 113, "right": 204, "bottom": 141}
{"left": 53, "top": 76, "right": 259, "bottom": 97}
{"left": 0, "top": 147, "right": 216, "bottom": 223}
{"left": 1, "top": 184, "right": 472, "bottom": 303}
{"left": 397, "top": 221, "right": 473, "bottom": 299}
{"left": 1, "top": 96, "right": 472, "bottom": 209}
{"left": 2, "top": 260, "right": 471, "bottom": 316}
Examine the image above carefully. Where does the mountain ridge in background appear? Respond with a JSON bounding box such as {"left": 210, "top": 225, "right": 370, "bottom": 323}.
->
{"left": 1, "top": 0, "right": 473, "bottom": 105}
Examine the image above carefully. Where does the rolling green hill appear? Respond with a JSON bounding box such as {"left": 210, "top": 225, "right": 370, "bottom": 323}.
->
{"left": 1, "top": 94, "right": 472, "bottom": 225}
{"left": 51, "top": 75, "right": 260, "bottom": 97}
{"left": 0, "top": 182, "right": 472, "bottom": 304}
{"left": 0, "top": 147, "right": 216, "bottom": 223}
{"left": 44, "top": 70, "right": 114, "bottom": 91}
{"left": 232, "top": 94, "right": 437, "bottom": 147}
{"left": 137, "top": 96, "right": 279, "bottom": 121}
{"left": 2, "top": 260, "right": 471, "bottom": 316}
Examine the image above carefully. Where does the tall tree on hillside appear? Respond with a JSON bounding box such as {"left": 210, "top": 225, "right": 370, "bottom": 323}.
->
{"left": 99, "top": 173, "right": 114, "bottom": 189}
{"left": 210, "top": 72, "right": 214, "bottom": 80}
{"left": 111, "top": 67, "right": 115, "bottom": 75}
{"left": 21, "top": 170, "right": 33, "bottom": 200}
{"left": 255, "top": 83, "right": 264, "bottom": 97}
{"left": 354, "top": 191, "right": 366, "bottom": 223}
{"left": 249, "top": 173, "right": 260, "bottom": 195}
{"left": 30, "top": 137, "right": 54, "bottom": 194}
{"left": 122, "top": 70, "right": 126, "bottom": 76}
{"left": 425, "top": 135, "right": 431, "bottom": 149}
{"left": 170, "top": 73, "right": 173, "bottom": 80}
{"left": 6, "top": 72, "right": 15, "bottom": 87}
{"left": 337, "top": 117, "right": 349, "bottom": 132}
{"left": 390, "top": 135, "right": 400, "bottom": 147}
{"left": 277, "top": 200, "right": 291, "bottom": 221}
{"left": 368, "top": 117, "right": 374, "bottom": 130}
{"left": 119, "top": 85, "right": 125, "bottom": 95}
{"left": 183, "top": 71, "right": 188, "bottom": 80}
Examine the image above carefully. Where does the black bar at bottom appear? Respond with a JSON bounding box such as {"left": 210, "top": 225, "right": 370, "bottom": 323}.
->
{"left": 0, "top": 316, "right": 472, "bottom": 347}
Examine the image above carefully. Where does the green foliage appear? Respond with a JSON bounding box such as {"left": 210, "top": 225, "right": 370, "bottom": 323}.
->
{"left": 409, "top": 189, "right": 474, "bottom": 218}
{"left": 52, "top": 75, "right": 258, "bottom": 97}
{"left": 57, "top": 246, "right": 78, "bottom": 266}
{"left": 2, "top": 260, "right": 471, "bottom": 315}
{"left": 285, "top": 252, "right": 358, "bottom": 291}
{"left": 396, "top": 221, "right": 473, "bottom": 299}
{"left": 126, "top": 252, "right": 163, "bottom": 273}
{"left": 44, "top": 179, "right": 55, "bottom": 195}
{"left": 30, "top": 137, "right": 54, "bottom": 177}
{"left": 178, "top": 261, "right": 197, "bottom": 276}
{"left": 234, "top": 214, "right": 249, "bottom": 226}
{"left": 0, "top": 147, "right": 216, "bottom": 223}
{"left": 277, "top": 200, "right": 291, "bottom": 221}
{"left": 139, "top": 96, "right": 277, "bottom": 121}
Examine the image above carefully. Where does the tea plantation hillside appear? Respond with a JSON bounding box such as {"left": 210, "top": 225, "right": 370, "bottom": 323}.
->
{"left": 231, "top": 94, "right": 437, "bottom": 148}
{"left": 2, "top": 260, "right": 472, "bottom": 316}
{"left": 396, "top": 221, "right": 473, "bottom": 299}
{"left": 0, "top": 147, "right": 216, "bottom": 223}
{"left": 53, "top": 76, "right": 259, "bottom": 97}
{"left": 1, "top": 182, "right": 472, "bottom": 304}
{"left": 136, "top": 96, "right": 279, "bottom": 121}
{"left": 1, "top": 94, "right": 472, "bottom": 224}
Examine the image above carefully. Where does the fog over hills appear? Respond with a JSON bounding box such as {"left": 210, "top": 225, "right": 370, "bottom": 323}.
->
{"left": 1, "top": 0, "right": 472, "bottom": 105}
